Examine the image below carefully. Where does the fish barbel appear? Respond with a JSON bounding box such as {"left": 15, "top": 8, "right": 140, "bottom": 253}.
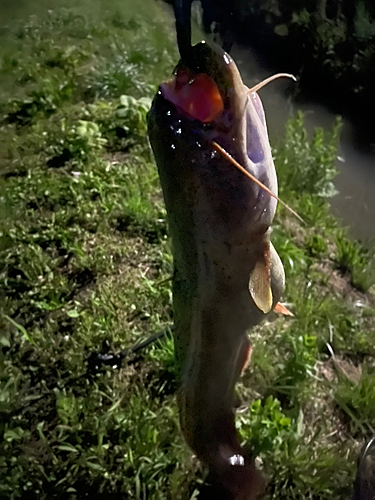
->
{"left": 147, "top": 41, "right": 285, "bottom": 498}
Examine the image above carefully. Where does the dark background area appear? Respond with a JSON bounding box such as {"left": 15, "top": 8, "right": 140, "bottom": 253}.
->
{"left": 185, "top": 0, "right": 375, "bottom": 153}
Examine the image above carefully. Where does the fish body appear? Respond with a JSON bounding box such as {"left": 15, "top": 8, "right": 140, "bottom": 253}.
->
{"left": 147, "top": 41, "right": 284, "bottom": 498}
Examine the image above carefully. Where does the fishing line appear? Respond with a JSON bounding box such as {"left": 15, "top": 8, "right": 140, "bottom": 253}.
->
{"left": 174, "top": 0, "right": 193, "bottom": 65}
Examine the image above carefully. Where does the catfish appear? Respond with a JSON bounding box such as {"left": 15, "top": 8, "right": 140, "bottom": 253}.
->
{"left": 147, "top": 41, "right": 286, "bottom": 499}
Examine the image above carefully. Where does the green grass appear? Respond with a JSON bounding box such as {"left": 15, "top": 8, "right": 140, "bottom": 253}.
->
{"left": 1, "top": 2, "right": 375, "bottom": 499}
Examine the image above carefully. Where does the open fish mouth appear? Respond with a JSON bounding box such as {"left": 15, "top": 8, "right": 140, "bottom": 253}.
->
{"left": 148, "top": 40, "right": 285, "bottom": 499}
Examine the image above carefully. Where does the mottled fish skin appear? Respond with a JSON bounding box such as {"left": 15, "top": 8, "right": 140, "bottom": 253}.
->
{"left": 147, "top": 41, "right": 284, "bottom": 498}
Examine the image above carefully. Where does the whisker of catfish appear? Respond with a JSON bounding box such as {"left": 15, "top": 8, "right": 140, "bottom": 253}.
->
{"left": 247, "top": 73, "right": 297, "bottom": 94}
{"left": 237, "top": 74, "right": 297, "bottom": 133}
{"left": 211, "top": 141, "right": 305, "bottom": 225}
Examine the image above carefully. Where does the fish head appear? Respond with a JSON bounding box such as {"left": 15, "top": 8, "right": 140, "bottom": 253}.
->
{"left": 149, "top": 40, "right": 278, "bottom": 236}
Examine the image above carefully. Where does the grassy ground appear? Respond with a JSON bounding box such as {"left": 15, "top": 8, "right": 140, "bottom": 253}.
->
{"left": 0, "top": 2, "right": 374, "bottom": 499}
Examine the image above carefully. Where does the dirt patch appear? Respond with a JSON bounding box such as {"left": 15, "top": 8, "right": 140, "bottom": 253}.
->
{"left": 314, "top": 260, "right": 375, "bottom": 306}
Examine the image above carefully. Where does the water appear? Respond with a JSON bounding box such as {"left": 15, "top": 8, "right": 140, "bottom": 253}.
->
{"left": 232, "top": 45, "right": 375, "bottom": 247}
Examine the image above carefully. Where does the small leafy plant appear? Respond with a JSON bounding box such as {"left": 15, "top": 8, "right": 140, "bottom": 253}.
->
{"left": 335, "top": 231, "right": 375, "bottom": 291}
{"left": 275, "top": 111, "right": 341, "bottom": 198}
{"left": 238, "top": 396, "right": 293, "bottom": 456}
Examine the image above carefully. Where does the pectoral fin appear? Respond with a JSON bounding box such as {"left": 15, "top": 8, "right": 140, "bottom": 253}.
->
{"left": 274, "top": 302, "right": 294, "bottom": 317}
{"left": 249, "top": 258, "right": 273, "bottom": 314}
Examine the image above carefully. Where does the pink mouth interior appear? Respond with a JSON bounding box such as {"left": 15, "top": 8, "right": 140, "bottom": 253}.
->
{"left": 161, "top": 66, "right": 224, "bottom": 124}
